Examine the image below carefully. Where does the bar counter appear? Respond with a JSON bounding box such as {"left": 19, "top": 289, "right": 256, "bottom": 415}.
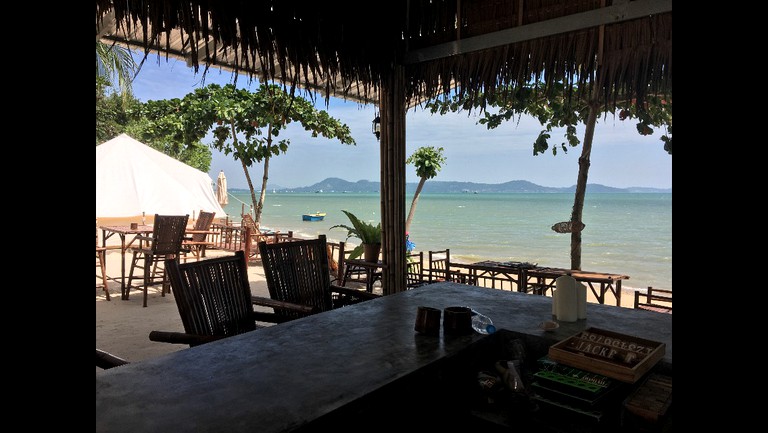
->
{"left": 96, "top": 283, "right": 672, "bottom": 432}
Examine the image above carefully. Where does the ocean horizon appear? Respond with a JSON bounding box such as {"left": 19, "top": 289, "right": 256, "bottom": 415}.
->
{"left": 222, "top": 192, "right": 672, "bottom": 292}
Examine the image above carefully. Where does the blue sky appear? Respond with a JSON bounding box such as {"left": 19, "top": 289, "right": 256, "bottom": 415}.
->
{"left": 128, "top": 52, "right": 672, "bottom": 190}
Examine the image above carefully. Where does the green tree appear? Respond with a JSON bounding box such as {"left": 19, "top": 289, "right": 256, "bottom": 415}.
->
{"left": 96, "top": 41, "right": 138, "bottom": 105}
{"left": 96, "top": 76, "right": 132, "bottom": 144}
{"left": 405, "top": 146, "right": 446, "bottom": 234}
{"left": 96, "top": 79, "right": 212, "bottom": 171}
{"left": 166, "top": 83, "right": 355, "bottom": 224}
{"left": 129, "top": 96, "right": 214, "bottom": 171}
{"left": 427, "top": 83, "right": 671, "bottom": 270}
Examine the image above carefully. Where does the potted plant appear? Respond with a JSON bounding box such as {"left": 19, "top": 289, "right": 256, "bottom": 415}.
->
{"left": 330, "top": 210, "right": 382, "bottom": 262}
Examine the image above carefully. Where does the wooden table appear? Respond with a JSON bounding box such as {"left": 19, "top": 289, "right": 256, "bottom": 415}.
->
{"left": 453, "top": 260, "right": 629, "bottom": 306}
{"left": 99, "top": 225, "right": 153, "bottom": 300}
{"left": 526, "top": 267, "right": 630, "bottom": 306}
{"left": 451, "top": 260, "right": 535, "bottom": 291}
{"left": 96, "top": 283, "right": 671, "bottom": 432}
{"left": 181, "top": 229, "right": 218, "bottom": 260}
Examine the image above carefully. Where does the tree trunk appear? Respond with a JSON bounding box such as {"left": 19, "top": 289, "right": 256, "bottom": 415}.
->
{"left": 254, "top": 125, "right": 276, "bottom": 225}
{"left": 230, "top": 119, "right": 258, "bottom": 219}
{"left": 256, "top": 154, "right": 269, "bottom": 225}
{"left": 405, "top": 177, "right": 427, "bottom": 234}
{"left": 569, "top": 102, "right": 598, "bottom": 270}
{"left": 569, "top": 8, "right": 604, "bottom": 271}
{"left": 241, "top": 158, "right": 258, "bottom": 219}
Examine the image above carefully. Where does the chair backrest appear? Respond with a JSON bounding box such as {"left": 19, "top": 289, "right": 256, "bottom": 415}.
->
{"left": 241, "top": 214, "right": 259, "bottom": 231}
{"left": 634, "top": 286, "right": 672, "bottom": 313}
{"left": 150, "top": 214, "right": 189, "bottom": 254}
{"left": 406, "top": 251, "right": 425, "bottom": 288}
{"left": 190, "top": 210, "right": 216, "bottom": 242}
{"left": 326, "top": 240, "right": 349, "bottom": 284}
{"left": 258, "top": 234, "right": 334, "bottom": 321}
{"left": 428, "top": 249, "right": 451, "bottom": 282}
{"left": 165, "top": 250, "right": 258, "bottom": 339}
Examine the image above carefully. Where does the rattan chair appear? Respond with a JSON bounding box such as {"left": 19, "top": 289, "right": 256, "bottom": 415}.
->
{"left": 149, "top": 251, "right": 313, "bottom": 347}
{"left": 259, "top": 235, "right": 380, "bottom": 322}
{"left": 182, "top": 210, "right": 217, "bottom": 262}
{"left": 127, "top": 214, "right": 190, "bottom": 307}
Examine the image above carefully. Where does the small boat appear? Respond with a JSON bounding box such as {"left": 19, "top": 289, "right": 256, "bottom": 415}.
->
{"left": 302, "top": 212, "right": 326, "bottom": 222}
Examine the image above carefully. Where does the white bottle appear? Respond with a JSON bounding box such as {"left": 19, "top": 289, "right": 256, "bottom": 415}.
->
{"left": 555, "top": 276, "right": 578, "bottom": 322}
{"left": 576, "top": 282, "right": 587, "bottom": 320}
{"left": 470, "top": 309, "right": 497, "bottom": 335}
{"left": 551, "top": 288, "right": 558, "bottom": 316}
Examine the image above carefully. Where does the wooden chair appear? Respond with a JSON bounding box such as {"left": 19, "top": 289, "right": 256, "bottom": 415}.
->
{"left": 149, "top": 250, "right": 313, "bottom": 347}
{"left": 182, "top": 210, "right": 217, "bottom": 262}
{"left": 96, "top": 225, "right": 110, "bottom": 300}
{"left": 241, "top": 214, "right": 280, "bottom": 259}
{"left": 258, "top": 235, "right": 380, "bottom": 322}
{"left": 329, "top": 240, "right": 378, "bottom": 290}
{"left": 634, "top": 287, "right": 673, "bottom": 314}
{"left": 428, "top": 249, "right": 452, "bottom": 282}
{"left": 406, "top": 251, "right": 428, "bottom": 289}
{"left": 326, "top": 240, "right": 346, "bottom": 285}
{"left": 96, "top": 349, "right": 129, "bottom": 369}
{"left": 127, "top": 214, "right": 190, "bottom": 307}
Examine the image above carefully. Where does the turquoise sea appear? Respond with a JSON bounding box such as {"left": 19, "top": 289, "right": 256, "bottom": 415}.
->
{"left": 222, "top": 192, "right": 672, "bottom": 291}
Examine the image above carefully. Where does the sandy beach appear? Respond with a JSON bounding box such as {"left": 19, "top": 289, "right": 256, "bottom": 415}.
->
{"left": 96, "top": 238, "right": 640, "bottom": 370}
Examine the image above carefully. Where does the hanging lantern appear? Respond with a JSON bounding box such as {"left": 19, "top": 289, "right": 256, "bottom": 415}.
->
{"left": 372, "top": 115, "right": 381, "bottom": 140}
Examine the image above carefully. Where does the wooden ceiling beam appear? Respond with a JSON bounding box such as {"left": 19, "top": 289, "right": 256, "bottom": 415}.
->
{"left": 404, "top": 0, "right": 672, "bottom": 64}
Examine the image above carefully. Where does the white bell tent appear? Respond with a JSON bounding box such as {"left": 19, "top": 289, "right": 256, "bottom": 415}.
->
{"left": 96, "top": 134, "right": 226, "bottom": 220}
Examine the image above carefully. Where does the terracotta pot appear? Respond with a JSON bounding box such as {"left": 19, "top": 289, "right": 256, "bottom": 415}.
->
{"left": 363, "top": 243, "right": 381, "bottom": 263}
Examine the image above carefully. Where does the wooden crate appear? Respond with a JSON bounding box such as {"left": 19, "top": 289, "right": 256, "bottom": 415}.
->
{"left": 548, "top": 327, "right": 666, "bottom": 383}
{"left": 623, "top": 373, "right": 672, "bottom": 423}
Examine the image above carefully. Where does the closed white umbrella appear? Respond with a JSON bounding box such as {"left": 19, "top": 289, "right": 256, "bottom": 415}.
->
{"left": 216, "top": 170, "right": 228, "bottom": 206}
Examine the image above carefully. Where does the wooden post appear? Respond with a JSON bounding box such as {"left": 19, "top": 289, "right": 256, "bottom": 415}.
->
{"left": 379, "top": 65, "right": 407, "bottom": 295}
{"left": 243, "top": 226, "right": 251, "bottom": 261}
{"left": 338, "top": 242, "right": 347, "bottom": 284}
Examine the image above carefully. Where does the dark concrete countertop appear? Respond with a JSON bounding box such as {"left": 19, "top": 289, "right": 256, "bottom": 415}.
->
{"left": 96, "top": 283, "right": 672, "bottom": 432}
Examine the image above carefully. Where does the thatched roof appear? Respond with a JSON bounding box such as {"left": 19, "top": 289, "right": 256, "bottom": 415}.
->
{"left": 96, "top": 0, "right": 672, "bottom": 296}
{"left": 96, "top": 0, "right": 672, "bottom": 108}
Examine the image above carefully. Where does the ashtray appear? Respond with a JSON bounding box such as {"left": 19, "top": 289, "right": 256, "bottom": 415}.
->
{"left": 539, "top": 320, "right": 559, "bottom": 332}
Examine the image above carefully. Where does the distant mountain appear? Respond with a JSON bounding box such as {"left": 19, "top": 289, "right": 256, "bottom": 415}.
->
{"left": 259, "top": 178, "right": 671, "bottom": 193}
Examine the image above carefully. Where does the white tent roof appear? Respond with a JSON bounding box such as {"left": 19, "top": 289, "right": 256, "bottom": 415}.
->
{"left": 96, "top": 134, "right": 226, "bottom": 219}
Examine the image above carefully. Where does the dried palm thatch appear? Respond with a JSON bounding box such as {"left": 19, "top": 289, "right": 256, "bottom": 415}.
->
{"left": 96, "top": 0, "right": 672, "bottom": 296}
{"left": 95, "top": 0, "right": 672, "bottom": 109}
